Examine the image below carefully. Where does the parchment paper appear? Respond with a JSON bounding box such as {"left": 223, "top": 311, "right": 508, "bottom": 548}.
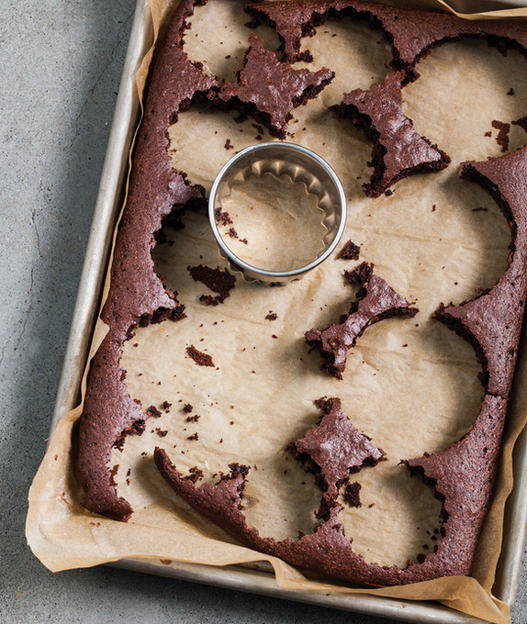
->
{"left": 26, "top": 1, "right": 527, "bottom": 622}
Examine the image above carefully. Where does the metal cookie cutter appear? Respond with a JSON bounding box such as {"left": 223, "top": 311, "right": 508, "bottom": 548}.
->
{"left": 208, "top": 142, "right": 347, "bottom": 283}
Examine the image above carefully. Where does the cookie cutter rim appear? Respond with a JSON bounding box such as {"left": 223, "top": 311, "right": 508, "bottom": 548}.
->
{"left": 208, "top": 142, "right": 347, "bottom": 283}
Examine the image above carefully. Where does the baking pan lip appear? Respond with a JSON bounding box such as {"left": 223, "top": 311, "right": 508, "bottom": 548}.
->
{"left": 49, "top": 0, "right": 152, "bottom": 436}
{"left": 48, "top": 0, "right": 527, "bottom": 618}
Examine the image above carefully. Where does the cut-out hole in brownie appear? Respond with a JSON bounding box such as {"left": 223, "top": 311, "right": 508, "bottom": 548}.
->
{"left": 291, "top": 13, "right": 393, "bottom": 100}
{"left": 183, "top": 0, "right": 281, "bottom": 84}
{"left": 330, "top": 71, "right": 450, "bottom": 198}
{"left": 404, "top": 39, "right": 527, "bottom": 165}
{"left": 337, "top": 457, "right": 444, "bottom": 568}
{"left": 167, "top": 103, "right": 274, "bottom": 194}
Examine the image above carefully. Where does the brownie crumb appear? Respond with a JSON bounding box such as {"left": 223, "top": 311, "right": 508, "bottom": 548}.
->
{"left": 183, "top": 403, "right": 193, "bottom": 413}
{"left": 214, "top": 209, "right": 233, "bottom": 226}
{"left": 186, "top": 345, "right": 215, "bottom": 367}
{"left": 147, "top": 405, "right": 162, "bottom": 417}
{"left": 199, "top": 294, "right": 220, "bottom": 307}
{"left": 265, "top": 311, "right": 278, "bottom": 321}
{"left": 156, "top": 428, "right": 168, "bottom": 437}
{"left": 186, "top": 414, "right": 201, "bottom": 423}
{"left": 163, "top": 401, "right": 172, "bottom": 411}
{"left": 491, "top": 119, "right": 510, "bottom": 152}
{"left": 344, "top": 481, "right": 362, "bottom": 507}
{"left": 225, "top": 138, "right": 234, "bottom": 150}
{"left": 507, "top": 87, "right": 515, "bottom": 95}
{"left": 186, "top": 466, "right": 204, "bottom": 482}
{"left": 187, "top": 432, "right": 199, "bottom": 441}
{"left": 338, "top": 240, "right": 361, "bottom": 260}
{"left": 109, "top": 464, "right": 119, "bottom": 486}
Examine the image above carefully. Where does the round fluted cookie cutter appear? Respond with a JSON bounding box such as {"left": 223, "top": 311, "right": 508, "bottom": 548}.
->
{"left": 208, "top": 142, "right": 347, "bottom": 283}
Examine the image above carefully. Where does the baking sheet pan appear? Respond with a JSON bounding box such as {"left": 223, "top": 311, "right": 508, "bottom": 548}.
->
{"left": 48, "top": 0, "right": 527, "bottom": 621}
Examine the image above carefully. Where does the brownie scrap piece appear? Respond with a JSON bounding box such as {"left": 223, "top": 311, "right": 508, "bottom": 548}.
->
{"left": 217, "top": 32, "right": 334, "bottom": 139}
{"left": 403, "top": 146, "right": 527, "bottom": 583}
{"left": 154, "top": 449, "right": 252, "bottom": 527}
{"left": 287, "top": 397, "right": 385, "bottom": 520}
{"left": 330, "top": 72, "right": 450, "bottom": 198}
{"left": 187, "top": 264, "right": 236, "bottom": 304}
{"left": 245, "top": 0, "right": 335, "bottom": 62}
{"left": 306, "top": 262, "right": 418, "bottom": 378}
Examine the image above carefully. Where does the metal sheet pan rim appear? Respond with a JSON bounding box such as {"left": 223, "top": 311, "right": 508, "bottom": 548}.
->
{"left": 112, "top": 559, "right": 494, "bottom": 624}
{"left": 49, "top": 0, "right": 527, "bottom": 620}
{"left": 50, "top": 0, "right": 152, "bottom": 434}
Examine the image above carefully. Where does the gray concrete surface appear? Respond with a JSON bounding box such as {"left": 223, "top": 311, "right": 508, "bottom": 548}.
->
{"left": 1, "top": 1, "right": 526, "bottom": 622}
